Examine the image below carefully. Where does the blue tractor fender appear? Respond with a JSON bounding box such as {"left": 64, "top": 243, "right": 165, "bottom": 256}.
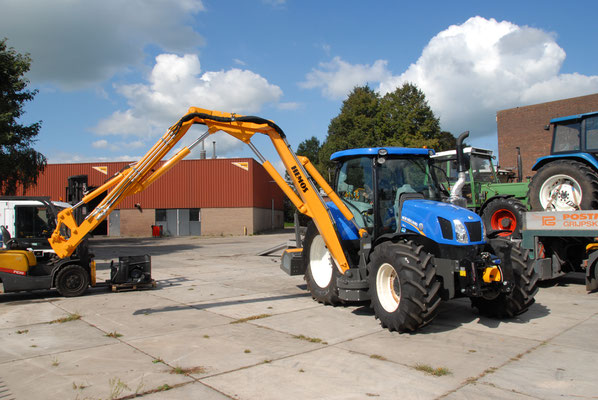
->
{"left": 532, "top": 153, "right": 598, "bottom": 172}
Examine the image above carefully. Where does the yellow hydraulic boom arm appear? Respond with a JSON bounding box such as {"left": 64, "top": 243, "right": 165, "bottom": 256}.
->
{"left": 49, "top": 107, "right": 361, "bottom": 274}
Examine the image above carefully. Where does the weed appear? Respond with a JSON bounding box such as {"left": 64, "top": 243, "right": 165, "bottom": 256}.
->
{"left": 170, "top": 366, "right": 207, "bottom": 375}
{"left": 369, "top": 354, "right": 387, "bottom": 361}
{"left": 203, "top": 334, "right": 210, "bottom": 339}
{"left": 413, "top": 363, "right": 451, "bottom": 377}
{"left": 299, "top": 369, "right": 305, "bottom": 373}
{"left": 49, "top": 313, "right": 81, "bottom": 324}
{"left": 16, "top": 329, "right": 29, "bottom": 334}
{"left": 51, "top": 356, "right": 60, "bottom": 367}
{"left": 230, "top": 314, "right": 271, "bottom": 324}
{"left": 152, "top": 358, "right": 164, "bottom": 364}
{"left": 106, "top": 331, "right": 123, "bottom": 338}
{"left": 468, "top": 349, "right": 476, "bottom": 353}
{"left": 30, "top": 345, "right": 37, "bottom": 348}
{"left": 293, "top": 335, "right": 328, "bottom": 345}
{"left": 109, "top": 377, "right": 130, "bottom": 399}
{"left": 157, "top": 384, "right": 172, "bottom": 391}
{"left": 72, "top": 382, "right": 88, "bottom": 390}
{"left": 244, "top": 349, "right": 251, "bottom": 354}
{"left": 263, "top": 359, "right": 272, "bottom": 364}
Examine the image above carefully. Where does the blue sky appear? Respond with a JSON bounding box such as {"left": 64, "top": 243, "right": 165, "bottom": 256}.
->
{"left": 2, "top": 0, "right": 598, "bottom": 172}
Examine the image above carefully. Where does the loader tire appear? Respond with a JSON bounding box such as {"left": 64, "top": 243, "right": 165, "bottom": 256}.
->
{"left": 528, "top": 160, "right": 598, "bottom": 211}
{"left": 56, "top": 264, "right": 89, "bottom": 297}
{"left": 471, "top": 239, "right": 538, "bottom": 318}
{"left": 303, "top": 221, "right": 341, "bottom": 305}
{"left": 368, "top": 240, "right": 441, "bottom": 332}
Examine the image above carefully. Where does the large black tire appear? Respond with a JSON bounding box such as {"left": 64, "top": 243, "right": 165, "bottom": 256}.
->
{"left": 303, "top": 222, "right": 341, "bottom": 305}
{"left": 55, "top": 264, "right": 89, "bottom": 297}
{"left": 481, "top": 197, "right": 526, "bottom": 239}
{"left": 368, "top": 240, "right": 441, "bottom": 332}
{"left": 471, "top": 240, "right": 539, "bottom": 318}
{"left": 528, "top": 160, "right": 598, "bottom": 211}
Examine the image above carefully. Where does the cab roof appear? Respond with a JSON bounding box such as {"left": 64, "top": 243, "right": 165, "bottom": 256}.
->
{"left": 551, "top": 111, "right": 598, "bottom": 124}
{"left": 330, "top": 147, "right": 434, "bottom": 161}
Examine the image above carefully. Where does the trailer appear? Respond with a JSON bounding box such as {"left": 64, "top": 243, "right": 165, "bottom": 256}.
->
{"left": 522, "top": 210, "right": 598, "bottom": 291}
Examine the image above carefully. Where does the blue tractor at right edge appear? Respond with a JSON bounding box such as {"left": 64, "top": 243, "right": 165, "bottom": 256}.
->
{"left": 528, "top": 111, "right": 598, "bottom": 211}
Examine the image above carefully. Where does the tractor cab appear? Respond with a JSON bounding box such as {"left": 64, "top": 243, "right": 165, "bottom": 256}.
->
{"left": 549, "top": 112, "right": 598, "bottom": 156}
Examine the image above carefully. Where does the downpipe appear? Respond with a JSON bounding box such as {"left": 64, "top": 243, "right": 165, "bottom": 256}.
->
{"left": 449, "top": 131, "right": 469, "bottom": 208}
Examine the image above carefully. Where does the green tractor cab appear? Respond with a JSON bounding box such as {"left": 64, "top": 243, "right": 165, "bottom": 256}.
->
{"left": 432, "top": 147, "right": 529, "bottom": 238}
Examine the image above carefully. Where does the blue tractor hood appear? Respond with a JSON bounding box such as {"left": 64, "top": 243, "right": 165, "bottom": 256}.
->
{"left": 399, "top": 199, "right": 485, "bottom": 246}
{"left": 327, "top": 198, "right": 485, "bottom": 246}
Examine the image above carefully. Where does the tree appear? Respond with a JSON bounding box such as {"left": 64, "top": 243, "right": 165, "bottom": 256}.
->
{"left": 296, "top": 136, "right": 321, "bottom": 164}
{"left": 319, "top": 86, "right": 380, "bottom": 172}
{"left": 377, "top": 83, "right": 442, "bottom": 149}
{"left": 0, "top": 38, "right": 46, "bottom": 195}
{"left": 319, "top": 83, "right": 456, "bottom": 175}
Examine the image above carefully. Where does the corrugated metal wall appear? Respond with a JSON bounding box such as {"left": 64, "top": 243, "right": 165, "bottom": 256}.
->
{"left": 23, "top": 158, "right": 284, "bottom": 210}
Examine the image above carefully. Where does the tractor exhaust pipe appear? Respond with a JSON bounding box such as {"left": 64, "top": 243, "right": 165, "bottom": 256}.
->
{"left": 516, "top": 146, "right": 523, "bottom": 183}
{"left": 449, "top": 131, "right": 469, "bottom": 208}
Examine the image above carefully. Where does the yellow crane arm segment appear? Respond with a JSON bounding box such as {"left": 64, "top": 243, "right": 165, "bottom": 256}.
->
{"left": 49, "top": 107, "right": 358, "bottom": 275}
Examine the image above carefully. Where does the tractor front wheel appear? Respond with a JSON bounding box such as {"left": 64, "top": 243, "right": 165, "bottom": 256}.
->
{"left": 481, "top": 197, "right": 526, "bottom": 239}
{"left": 55, "top": 264, "right": 89, "bottom": 297}
{"left": 368, "top": 240, "right": 441, "bottom": 332}
{"left": 471, "top": 240, "right": 538, "bottom": 318}
{"left": 303, "top": 221, "right": 341, "bottom": 305}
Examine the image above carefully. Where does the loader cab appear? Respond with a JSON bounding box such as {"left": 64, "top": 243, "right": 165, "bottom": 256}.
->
{"left": 332, "top": 148, "right": 444, "bottom": 240}
{"left": 0, "top": 197, "right": 69, "bottom": 260}
{"left": 550, "top": 112, "right": 598, "bottom": 156}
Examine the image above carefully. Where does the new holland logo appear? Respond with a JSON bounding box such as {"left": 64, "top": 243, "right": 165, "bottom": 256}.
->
{"left": 232, "top": 162, "right": 249, "bottom": 171}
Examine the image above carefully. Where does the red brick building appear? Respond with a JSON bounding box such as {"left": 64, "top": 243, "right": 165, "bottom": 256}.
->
{"left": 497, "top": 93, "right": 598, "bottom": 178}
{"left": 23, "top": 158, "right": 285, "bottom": 237}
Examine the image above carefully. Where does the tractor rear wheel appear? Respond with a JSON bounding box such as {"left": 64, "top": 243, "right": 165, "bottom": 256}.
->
{"left": 471, "top": 240, "right": 538, "bottom": 318}
{"left": 481, "top": 197, "right": 526, "bottom": 239}
{"left": 55, "top": 264, "right": 89, "bottom": 297}
{"left": 303, "top": 221, "right": 341, "bottom": 305}
{"left": 528, "top": 160, "right": 598, "bottom": 211}
{"left": 368, "top": 240, "right": 441, "bottom": 332}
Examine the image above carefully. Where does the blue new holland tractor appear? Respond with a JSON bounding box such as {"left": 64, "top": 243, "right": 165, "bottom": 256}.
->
{"left": 292, "top": 133, "right": 539, "bottom": 332}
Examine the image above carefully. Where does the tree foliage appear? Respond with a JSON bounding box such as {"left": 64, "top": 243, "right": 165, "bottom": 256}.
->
{"left": 296, "top": 136, "right": 321, "bottom": 164}
{"left": 319, "top": 83, "right": 456, "bottom": 172}
{"left": 0, "top": 38, "right": 46, "bottom": 195}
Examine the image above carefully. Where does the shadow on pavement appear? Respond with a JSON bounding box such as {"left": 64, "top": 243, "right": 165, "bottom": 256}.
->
{"left": 131, "top": 292, "right": 311, "bottom": 315}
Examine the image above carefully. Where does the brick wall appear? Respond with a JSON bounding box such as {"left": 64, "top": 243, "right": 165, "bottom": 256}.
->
{"left": 119, "top": 208, "right": 155, "bottom": 237}
{"left": 497, "top": 93, "right": 598, "bottom": 178}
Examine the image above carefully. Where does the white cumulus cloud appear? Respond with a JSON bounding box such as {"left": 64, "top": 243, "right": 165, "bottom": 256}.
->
{"left": 379, "top": 17, "right": 598, "bottom": 145}
{"left": 0, "top": 0, "right": 206, "bottom": 89}
{"left": 303, "top": 17, "right": 598, "bottom": 149}
{"left": 93, "top": 53, "right": 283, "bottom": 156}
{"left": 300, "top": 57, "right": 392, "bottom": 99}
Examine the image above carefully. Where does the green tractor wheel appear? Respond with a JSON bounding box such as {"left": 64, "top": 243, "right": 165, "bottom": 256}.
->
{"left": 481, "top": 197, "right": 526, "bottom": 239}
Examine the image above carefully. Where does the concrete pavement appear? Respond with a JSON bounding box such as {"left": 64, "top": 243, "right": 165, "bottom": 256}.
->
{"left": 0, "top": 231, "right": 596, "bottom": 399}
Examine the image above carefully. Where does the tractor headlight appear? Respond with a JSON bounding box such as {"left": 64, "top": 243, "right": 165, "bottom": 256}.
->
{"left": 453, "top": 219, "right": 469, "bottom": 243}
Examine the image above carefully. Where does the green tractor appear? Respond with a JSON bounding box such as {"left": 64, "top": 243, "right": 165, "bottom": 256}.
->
{"left": 433, "top": 147, "right": 529, "bottom": 238}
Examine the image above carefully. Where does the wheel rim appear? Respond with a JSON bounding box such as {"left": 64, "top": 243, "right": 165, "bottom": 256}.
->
{"left": 539, "top": 174, "right": 582, "bottom": 211}
{"left": 490, "top": 208, "right": 516, "bottom": 236}
{"left": 65, "top": 272, "right": 84, "bottom": 291}
{"left": 376, "top": 263, "right": 400, "bottom": 312}
{"left": 309, "top": 235, "right": 333, "bottom": 288}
